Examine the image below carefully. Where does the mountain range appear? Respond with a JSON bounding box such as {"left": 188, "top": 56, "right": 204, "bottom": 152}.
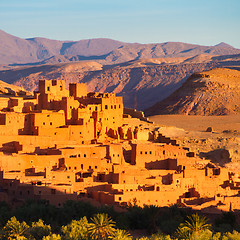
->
{"left": 1, "top": 29, "right": 240, "bottom": 67}
{"left": 1, "top": 29, "right": 240, "bottom": 111}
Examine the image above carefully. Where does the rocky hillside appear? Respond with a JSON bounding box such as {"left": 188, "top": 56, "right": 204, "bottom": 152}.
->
{"left": 145, "top": 68, "right": 240, "bottom": 116}
{"left": 0, "top": 60, "right": 220, "bottom": 110}
{"left": 0, "top": 80, "right": 30, "bottom": 96}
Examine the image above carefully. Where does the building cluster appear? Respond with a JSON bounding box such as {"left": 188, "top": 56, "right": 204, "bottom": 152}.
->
{"left": 0, "top": 79, "right": 240, "bottom": 213}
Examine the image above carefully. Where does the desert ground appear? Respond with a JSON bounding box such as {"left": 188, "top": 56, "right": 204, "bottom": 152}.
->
{"left": 148, "top": 114, "right": 240, "bottom": 171}
{"left": 149, "top": 114, "right": 240, "bottom": 132}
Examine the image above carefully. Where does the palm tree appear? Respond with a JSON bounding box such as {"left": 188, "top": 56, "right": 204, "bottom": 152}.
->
{"left": 2, "top": 216, "right": 29, "bottom": 239}
{"left": 87, "top": 213, "right": 116, "bottom": 240}
{"left": 176, "top": 213, "right": 211, "bottom": 239}
{"left": 110, "top": 229, "right": 132, "bottom": 240}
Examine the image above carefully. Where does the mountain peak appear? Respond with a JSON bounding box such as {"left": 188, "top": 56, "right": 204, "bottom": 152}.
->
{"left": 215, "top": 42, "right": 233, "bottom": 48}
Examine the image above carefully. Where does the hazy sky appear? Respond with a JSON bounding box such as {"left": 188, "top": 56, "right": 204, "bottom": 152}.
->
{"left": 1, "top": 0, "right": 239, "bottom": 48}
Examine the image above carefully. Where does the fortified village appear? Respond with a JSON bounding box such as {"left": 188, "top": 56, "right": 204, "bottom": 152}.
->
{"left": 0, "top": 79, "right": 240, "bottom": 213}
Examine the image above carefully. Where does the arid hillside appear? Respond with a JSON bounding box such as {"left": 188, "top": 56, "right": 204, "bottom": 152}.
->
{"left": 145, "top": 68, "right": 240, "bottom": 116}
{"left": 0, "top": 60, "right": 221, "bottom": 110}
{"left": 0, "top": 80, "right": 31, "bottom": 96}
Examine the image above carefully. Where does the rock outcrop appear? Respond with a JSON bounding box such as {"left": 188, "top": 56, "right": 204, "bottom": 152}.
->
{"left": 145, "top": 68, "right": 240, "bottom": 116}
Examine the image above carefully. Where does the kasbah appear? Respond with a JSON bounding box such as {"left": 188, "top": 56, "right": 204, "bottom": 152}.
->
{"left": 0, "top": 79, "right": 239, "bottom": 213}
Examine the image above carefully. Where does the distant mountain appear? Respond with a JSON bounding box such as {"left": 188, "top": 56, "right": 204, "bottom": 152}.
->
{"left": 0, "top": 29, "right": 125, "bottom": 64}
{"left": 1, "top": 29, "right": 240, "bottom": 66}
{"left": 145, "top": 68, "right": 240, "bottom": 116}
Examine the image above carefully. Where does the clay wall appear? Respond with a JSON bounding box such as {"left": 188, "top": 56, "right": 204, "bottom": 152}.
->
{"left": 69, "top": 83, "right": 87, "bottom": 98}
{"left": 0, "top": 112, "right": 25, "bottom": 135}
{"left": 107, "top": 144, "right": 123, "bottom": 165}
{"left": 0, "top": 98, "right": 9, "bottom": 110}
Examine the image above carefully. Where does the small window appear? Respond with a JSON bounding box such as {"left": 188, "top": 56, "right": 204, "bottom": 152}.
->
{"left": 67, "top": 176, "right": 70, "bottom": 179}
{"left": 95, "top": 166, "right": 97, "bottom": 169}
{"left": 89, "top": 166, "right": 91, "bottom": 169}
{"left": 43, "top": 122, "right": 45, "bottom": 125}
{"left": 60, "top": 86, "right": 63, "bottom": 91}
{"left": 69, "top": 167, "right": 71, "bottom": 170}
{"left": 140, "top": 151, "right": 142, "bottom": 154}
{"left": 119, "top": 197, "right": 122, "bottom": 201}
{"left": 78, "top": 154, "right": 80, "bottom": 157}
{"left": 111, "top": 105, "right": 113, "bottom": 109}
{"left": 84, "top": 154, "right": 86, "bottom": 158}
{"left": 145, "top": 151, "right": 147, "bottom": 154}
{"left": 47, "top": 87, "right": 50, "bottom": 91}
{"left": 150, "top": 151, "right": 152, "bottom": 154}
{"left": 114, "top": 105, "right": 116, "bottom": 109}
{"left": 95, "top": 106, "right": 97, "bottom": 111}
{"left": 50, "top": 122, "right": 52, "bottom": 125}
{"left": 105, "top": 105, "right": 108, "bottom": 110}
{"left": 74, "top": 167, "right": 77, "bottom": 170}
{"left": 81, "top": 164, "right": 83, "bottom": 169}
{"left": 119, "top": 104, "right": 121, "bottom": 108}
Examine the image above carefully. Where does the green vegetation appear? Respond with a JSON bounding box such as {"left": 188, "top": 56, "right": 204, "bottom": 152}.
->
{"left": 0, "top": 200, "right": 240, "bottom": 239}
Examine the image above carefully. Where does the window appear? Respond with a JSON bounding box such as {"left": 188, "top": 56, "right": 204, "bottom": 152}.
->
{"left": 67, "top": 176, "right": 70, "bottom": 179}
{"left": 84, "top": 154, "right": 86, "bottom": 158}
{"left": 78, "top": 154, "right": 80, "bottom": 157}
{"left": 74, "top": 167, "right": 77, "bottom": 170}
{"left": 43, "top": 122, "right": 45, "bottom": 125}
{"left": 119, "top": 197, "right": 122, "bottom": 201}
{"left": 150, "top": 151, "right": 152, "bottom": 154}
{"left": 50, "top": 122, "right": 52, "bottom": 125}
{"left": 95, "top": 166, "right": 97, "bottom": 169}
{"left": 105, "top": 105, "right": 108, "bottom": 110}
{"left": 81, "top": 164, "right": 83, "bottom": 169}
{"left": 60, "top": 86, "right": 63, "bottom": 91}
{"left": 69, "top": 167, "right": 71, "bottom": 170}
{"left": 95, "top": 106, "right": 97, "bottom": 111}
{"left": 114, "top": 105, "right": 116, "bottom": 109}
{"left": 89, "top": 166, "right": 91, "bottom": 169}
{"left": 47, "top": 87, "right": 50, "bottom": 91}
{"left": 140, "top": 151, "right": 142, "bottom": 154}
{"left": 145, "top": 151, "right": 147, "bottom": 154}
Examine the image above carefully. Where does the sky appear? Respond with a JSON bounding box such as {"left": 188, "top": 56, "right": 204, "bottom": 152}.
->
{"left": 0, "top": 0, "right": 240, "bottom": 48}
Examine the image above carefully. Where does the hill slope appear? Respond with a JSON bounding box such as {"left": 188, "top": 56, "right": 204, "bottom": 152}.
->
{"left": 145, "top": 68, "right": 240, "bottom": 116}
